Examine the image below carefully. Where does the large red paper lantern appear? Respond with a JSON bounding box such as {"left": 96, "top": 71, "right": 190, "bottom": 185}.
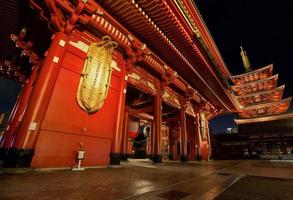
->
{"left": 128, "top": 118, "right": 139, "bottom": 139}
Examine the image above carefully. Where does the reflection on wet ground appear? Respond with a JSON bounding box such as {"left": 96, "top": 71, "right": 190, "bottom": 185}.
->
{"left": 215, "top": 175, "right": 293, "bottom": 200}
{"left": 0, "top": 160, "right": 292, "bottom": 200}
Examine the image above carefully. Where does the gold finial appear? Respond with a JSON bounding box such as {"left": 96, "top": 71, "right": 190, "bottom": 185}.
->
{"left": 240, "top": 46, "right": 251, "bottom": 72}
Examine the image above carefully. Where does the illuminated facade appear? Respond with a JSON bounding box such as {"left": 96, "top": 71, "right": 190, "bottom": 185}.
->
{"left": 0, "top": 0, "right": 241, "bottom": 168}
{"left": 225, "top": 48, "right": 293, "bottom": 158}
{"left": 231, "top": 62, "right": 291, "bottom": 119}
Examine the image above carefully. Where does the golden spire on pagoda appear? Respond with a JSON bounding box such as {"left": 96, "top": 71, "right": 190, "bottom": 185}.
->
{"left": 240, "top": 46, "right": 251, "bottom": 72}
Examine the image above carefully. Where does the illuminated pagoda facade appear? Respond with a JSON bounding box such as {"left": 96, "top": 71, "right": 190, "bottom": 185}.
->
{"left": 231, "top": 64, "right": 291, "bottom": 119}
{"left": 230, "top": 48, "right": 293, "bottom": 157}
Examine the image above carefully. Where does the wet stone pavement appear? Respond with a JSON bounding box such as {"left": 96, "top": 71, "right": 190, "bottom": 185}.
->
{"left": 215, "top": 175, "right": 293, "bottom": 200}
{"left": 0, "top": 160, "right": 293, "bottom": 200}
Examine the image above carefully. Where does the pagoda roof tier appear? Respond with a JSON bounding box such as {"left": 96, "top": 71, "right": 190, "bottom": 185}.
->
{"left": 237, "top": 85, "right": 285, "bottom": 107}
{"left": 238, "top": 97, "right": 292, "bottom": 118}
{"left": 236, "top": 113, "right": 293, "bottom": 136}
{"left": 232, "top": 74, "right": 278, "bottom": 96}
{"left": 230, "top": 64, "right": 273, "bottom": 85}
{"left": 235, "top": 113, "right": 293, "bottom": 125}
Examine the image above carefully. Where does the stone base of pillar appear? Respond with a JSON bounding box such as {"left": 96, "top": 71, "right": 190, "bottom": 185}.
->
{"left": 127, "top": 154, "right": 134, "bottom": 159}
{"left": 110, "top": 153, "right": 121, "bottom": 165}
{"left": 152, "top": 154, "right": 162, "bottom": 163}
{"left": 0, "top": 148, "right": 34, "bottom": 168}
{"left": 180, "top": 155, "right": 189, "bottom": 163}
{"left": 196, "top": 155, "right": 202, "bottom": 161}
{"left": 120, "top": 153, "right": 128, "bottom": 161}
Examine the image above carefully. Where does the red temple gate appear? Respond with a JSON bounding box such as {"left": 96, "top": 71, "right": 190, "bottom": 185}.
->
{"left": 0, "top": 0, "right": 240, "bottom": 168}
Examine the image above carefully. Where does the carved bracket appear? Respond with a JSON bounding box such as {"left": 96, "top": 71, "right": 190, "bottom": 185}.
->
{"left": 125, "top": 35, "right": 149, "bottom": 72}
{"left": 10, "top": 28, "right": 41, "bottom": 67}
{"left": 162, "top": 65, "right": 178, "bottom": 87}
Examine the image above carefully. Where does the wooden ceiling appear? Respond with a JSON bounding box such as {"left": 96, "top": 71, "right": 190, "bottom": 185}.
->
{"left": 0, "top": 0, "right": 24, "bottom": 60}
{"left": 98, "top": 0, "right": 238, "bottom": 112}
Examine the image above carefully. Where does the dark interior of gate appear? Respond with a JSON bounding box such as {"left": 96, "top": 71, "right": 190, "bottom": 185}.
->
{"left": 123, "top": 84, "right": 200, "bottom": 161}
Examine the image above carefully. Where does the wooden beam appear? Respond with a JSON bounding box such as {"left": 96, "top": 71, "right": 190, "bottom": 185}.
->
{"left": 162, "top": 117, "right": 178, "bottom": 122}
{"left": 129, "top": 106, "right": 153, "bottom": 115}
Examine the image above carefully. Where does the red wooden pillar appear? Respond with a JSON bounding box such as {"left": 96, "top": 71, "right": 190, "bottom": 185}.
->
{"left": 153, "top": 82, "right": 162, "bottom": 163}
{"left": 120, "top": 108, "right": 129, "bottom": 160}
{"left": 168, "top": 123, "right": 174, "bottom": 160}
{"left": 195, "top": 113, "right": 202, "bottom": 160}
{"left": 206, "top": 121, "right": 211, "bottom": 161}
{"left": 110, "top": 71, "right": 127, "bottom": 165}
{"left": 151, "top": 119, "right": 155, "bottom": 159}
{"left": 261, "top": 142, "right": 267, "bottom": 155}
{"left": 2, "top": 65, "right": 39, "bottom": 148}
{"left": 280, "top": 136, "right": 288, "bottom": 154}
{"left": 145, "top": 119, "right": 152, "bottom": 159}
{"left": 179, "top": 109, "right": 188, "bottom": 162}
{"left": 187, "top": 117, "right": 196, "bottom": 161}
{"left": 13, "top": 32, "right": 68, "bottom": 149}
{"left": 248, "top": 142, "right": 253, "bottom": 157}
{"left": 1, "top": 86, "right": 22, "bottom": 147}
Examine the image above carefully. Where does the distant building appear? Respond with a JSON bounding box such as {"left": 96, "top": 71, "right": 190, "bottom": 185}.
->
{"left": 213, "top": 48, "right": 293, "bottom": 159}
{"left": 226, "top": 127, "right": 238, "bottom": 134}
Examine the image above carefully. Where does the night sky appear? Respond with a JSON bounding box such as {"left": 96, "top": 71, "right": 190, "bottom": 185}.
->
{"left": 0, "top": 78, "right": 21, "bottom": 112}
{"left": 196, "top": 0, "right": 293, "bottom": 133}
{"left": 0, "top": 78, "right": 21, "bottom": 127}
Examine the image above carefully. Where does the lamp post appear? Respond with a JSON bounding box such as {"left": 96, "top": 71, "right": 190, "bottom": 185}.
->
{"left": 195, "top": 144, "right": 200, "bottom": 161}
{"left": 207, "top": 144, "right": 211, "bottom": 161}
{"left": 72, "top": 142, "right": 85, "bottom": 171}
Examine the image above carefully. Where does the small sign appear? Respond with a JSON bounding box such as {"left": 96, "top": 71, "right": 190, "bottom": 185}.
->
{"left": 77, "top": 150, "right": 85, "bottom": 160}
{"left": 29, "top": 122, "right": 37, "bottom": 131}
{"left": 58, "top": 39, "right": 65, "bottom": 47}
{"left": 53, "top": 56, "right": 59, "bottom": 63}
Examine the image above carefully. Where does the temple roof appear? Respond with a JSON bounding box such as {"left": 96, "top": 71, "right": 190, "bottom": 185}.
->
{"left": 236, "top": 85, "right": 285, "bottom": 106}
{"left": 238, "top": 97, "right": 291, "bottom": 118}
{"left": 98, "top": 0, "right": 239, "bottom": 112}
{"left": 236, "top": 112, "right": 293, "bottom": 136}
{"left": 230, "top": 64, "right": 273, "bottom": 85}
{"left": 232, "top": 74, "right": 278, "bottom": 96}
{"left": 235, "top": 112, "right": 293, "bottom": 125}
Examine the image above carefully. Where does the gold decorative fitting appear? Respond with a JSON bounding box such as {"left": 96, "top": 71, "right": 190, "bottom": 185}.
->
{"left": 127, "top": 34, "right": 134, "bottom": 41}
{"left": 240, "top": 46, "right": 251, "bottom": 72}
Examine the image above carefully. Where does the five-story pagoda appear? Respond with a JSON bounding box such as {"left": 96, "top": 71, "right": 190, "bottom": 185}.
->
{"left": 231, "top": 47, "right": 293, "bottom": 156}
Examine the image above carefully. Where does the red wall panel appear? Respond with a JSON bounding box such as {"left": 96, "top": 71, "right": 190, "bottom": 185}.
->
{"left": 31, "top": 31, "right": 125, "bottom": 168}
{"left": 186, "top": 117, "right": 196, "bottom": 160}
{"left": 200, "top": 141, "right": 209, "bottom": 161}
{"left": 32, "top": 130, "right": 112, "bottom": 167}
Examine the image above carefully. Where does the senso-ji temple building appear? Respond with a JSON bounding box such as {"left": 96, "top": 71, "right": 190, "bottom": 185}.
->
{"left": 1, "top": 0, "right": 243, "bottom": 168}
{"left": 213, "top": 48, "right": 293, "bottom": 159}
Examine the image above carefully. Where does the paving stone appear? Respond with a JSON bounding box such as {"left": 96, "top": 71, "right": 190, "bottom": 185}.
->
{"left": 0, "top": 160, "right": 293, "bottom": 200}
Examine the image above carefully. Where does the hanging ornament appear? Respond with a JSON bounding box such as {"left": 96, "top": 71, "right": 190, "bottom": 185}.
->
{"left": 76, "top": 36, "right": 117, "bottom": 113}
{"left": 128, "top": 117, "right": 139, "bottom": 139}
